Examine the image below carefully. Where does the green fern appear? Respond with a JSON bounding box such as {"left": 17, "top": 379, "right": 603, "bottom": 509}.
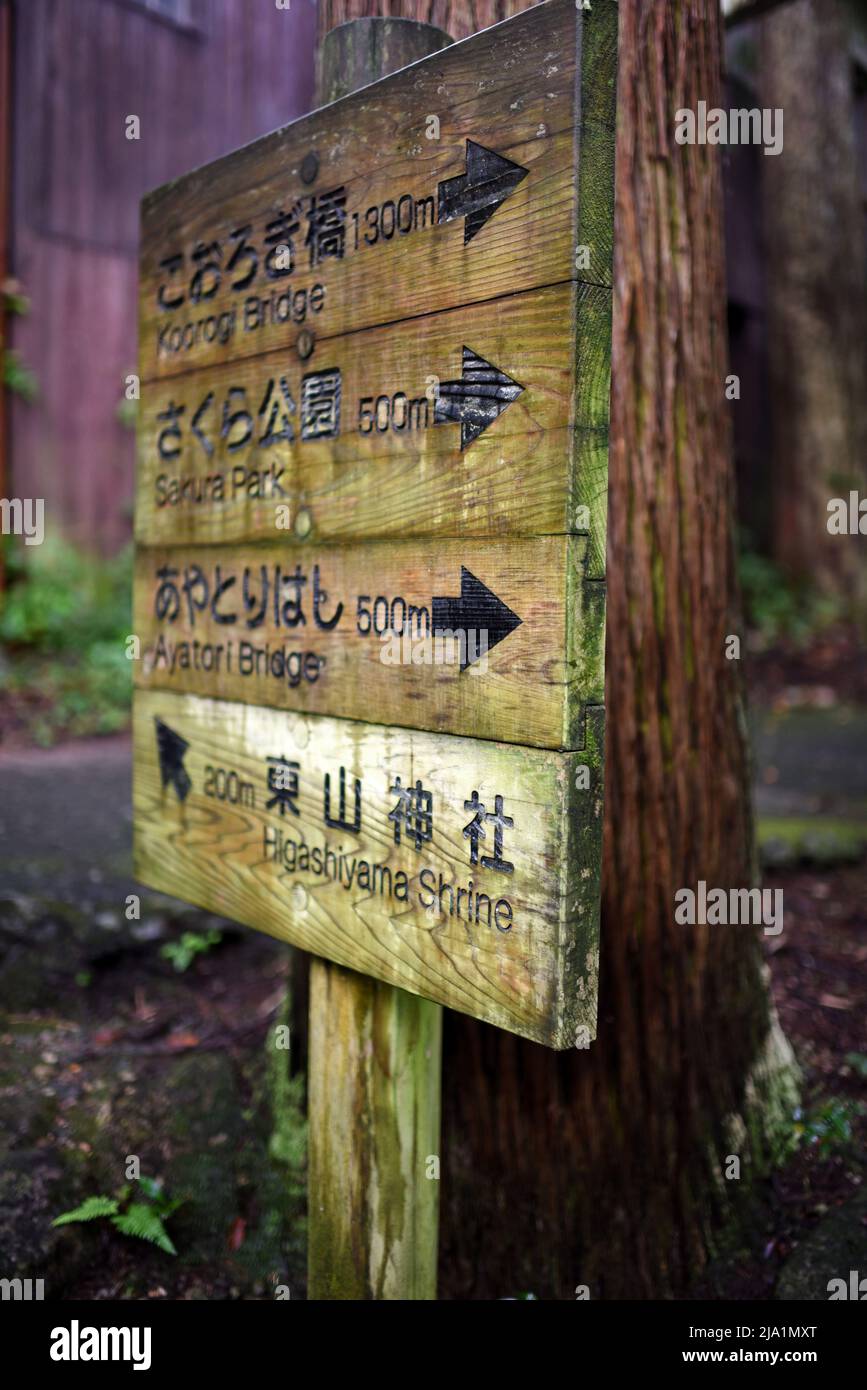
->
{"left": 52, "top": 1177, "right": 182, "bottom": 1254}
{"left": 161, "top": 928, "right": 222, "bottom": 973}
{"left": 52, "top": 1195, "right": 119, "bottom": 1227}
{"left": 111, "top": 1203, "right": 177, "bottom": 1256}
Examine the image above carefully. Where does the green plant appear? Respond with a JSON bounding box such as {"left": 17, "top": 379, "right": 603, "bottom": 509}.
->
{"left": 2, "top": 278, "right": 39, "bottom": 400}
{"left": 160, "top": 928, "right": 222, "bottom": 972}
{"left": 0, "top": 534, "right": 131, "bottom": 652}
{"left": 267, "top": 997, "right": 307, "bottom": 1171}
{"left": 3, "top": 278, "right": 30, "bottom": 316}
{"left": 52, "top": 1195, "right": 118, "bottom": 1224}
{"left": 3, "top": 349, "right": 38, "bottom": 401}
{"left": 792, "top": 1098, "right": 865, "bottom": 1155}
{"left": 0, "top": 535, "right": 133, "bottom": 743}
{"left": 845, "top": 1053, "right": 867, "bottom": 1081}
{"left": 739, "top": 533, "right": 840, "bottom": 649}
{"left": 52, "top": 1176, "right": 182, "bottom": 1255}
{"left": 116, "top": 392, "right": 138, "bottom": 431}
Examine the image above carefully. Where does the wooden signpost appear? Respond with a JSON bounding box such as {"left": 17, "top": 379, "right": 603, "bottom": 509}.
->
{"left": 133, "top": 0, "right": 617, "bottom": 1296}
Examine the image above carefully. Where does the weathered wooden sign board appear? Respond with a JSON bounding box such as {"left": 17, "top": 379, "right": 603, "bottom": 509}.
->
{"left": 133, "top": 534, "right": 604, "bottom": 748}
{"left": 133, "top": 0, "right": 617, "bottom": 1049}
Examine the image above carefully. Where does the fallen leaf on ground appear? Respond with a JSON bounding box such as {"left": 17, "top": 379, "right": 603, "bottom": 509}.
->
{"left": 93, "top": 1027, "right": 122, "bottom": 1046}
{"left": 819, "top": 993, "right": 852, "bottom": 1010}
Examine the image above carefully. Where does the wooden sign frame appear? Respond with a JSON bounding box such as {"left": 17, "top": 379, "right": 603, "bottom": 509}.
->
{"left": 133, "top": 0, "right": 617, "bottom": 1049}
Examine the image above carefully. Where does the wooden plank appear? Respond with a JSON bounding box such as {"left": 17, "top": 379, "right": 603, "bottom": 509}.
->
{"left": 134, "top": 282, "right": 578, "bottom": 546}
{"left": 138, "top": 0, "right": 616, "bottom": 386}
{"left": 132, "top": 688, "right": 603, "bottom": 1046}
{"left": 130, "top": 0, "right": 617, "bottom": 1055}
{"left": 305, "top": 11, "right": 448, "bottom": 1311}
{"left": 307, "top": 959, "right": 441, "bottom": 1300}
{"left": 132, "top": 535, "right": 604, "bottom": 749}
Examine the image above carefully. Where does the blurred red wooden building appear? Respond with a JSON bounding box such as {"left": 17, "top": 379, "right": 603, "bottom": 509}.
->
{"left": 2, "top": 0, "right": 316, "bottom": 553}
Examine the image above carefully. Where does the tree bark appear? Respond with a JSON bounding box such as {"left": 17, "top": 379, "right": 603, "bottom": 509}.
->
{"left": 760, "top": 0, "right": 867, "bottom": 604}
{"left": 438, "top": 0, "right": 798, "bottom": 1299}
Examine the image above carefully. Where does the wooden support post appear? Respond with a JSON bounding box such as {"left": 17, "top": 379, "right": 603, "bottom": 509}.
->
{"left": 307, "top": 8, "right": 452, "bottom": 1301}
{"left": 308, "top": 961, "right": 442, "bottom": 1298}
{"left": 317, "top": 15, "right": 451, "bottom": 103}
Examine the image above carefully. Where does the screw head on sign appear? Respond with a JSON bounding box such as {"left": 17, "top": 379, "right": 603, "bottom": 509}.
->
{"left": 296, "top": 329, "right": 315, "bottom": 360}
{"left": 294, "top": 507, "right": 313, "bottom": 540}
{"left": 300, "top": 151, "right": 319, "bottom": 185}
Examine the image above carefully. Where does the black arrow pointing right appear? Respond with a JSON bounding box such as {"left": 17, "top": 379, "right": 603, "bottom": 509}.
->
{"left": 432, "top": 567, "right": 522, "bottom": 671}
{"left": 437, "top": 140, "right": 529, "bottom": 244}
{"left": 434, "top": 347, "right": 524, "bottom": 450}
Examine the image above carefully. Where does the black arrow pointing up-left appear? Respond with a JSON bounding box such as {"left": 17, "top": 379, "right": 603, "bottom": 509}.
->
{"left": 432, "top": 567, "right": 522, "bottom": 671}
{"left": 437, "top": 140, "right": 529, "bottom": 244}
{"left": 155, "top": 718, "right": 192, "bottom": 802}
{"left": 434, "top": 347, "right": 524, "bottom": 450}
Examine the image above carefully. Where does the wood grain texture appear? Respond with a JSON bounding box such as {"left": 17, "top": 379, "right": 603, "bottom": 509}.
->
{"left": 130, "top": 0, "right": 616, "bottom": 1059}
{"left": 306, "top": 10, "right": 446, "bottom": 1310}
{"left": 138, "top": 0, "right": 617, "bottom": 387}
{"left": 134, "top": 0, "right": 618, "bottom": 644}
{"left": 307, "top": 958, "right": 441, "bottom": 1299}
{"left": 133, "top": 535, "right": 604, "bottom": 749}
{"left": 135, "top": 283, "right": 578, "bottom": 546}
{"left": 317, "top": 0, "right": 543, "bottom": 45}
{"left": 318, "top": 16, "right": 453, "bottom": 104}
{"left": 132, "top": 688, "right": 603, "bottom": 1045}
